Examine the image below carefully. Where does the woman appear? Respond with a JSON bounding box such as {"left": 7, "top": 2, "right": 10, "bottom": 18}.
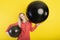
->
{"left": 6, "top": 13, "right": 40, "bottom": 40}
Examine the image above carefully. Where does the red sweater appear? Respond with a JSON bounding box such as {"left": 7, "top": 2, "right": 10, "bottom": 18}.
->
{"left": 6, "top": 21, "right": 37, "bottom": 40}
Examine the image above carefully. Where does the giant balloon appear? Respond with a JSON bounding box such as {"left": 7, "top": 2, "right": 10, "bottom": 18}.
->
{"left": 26, "top": 1, "right": 49, "bottom": 23}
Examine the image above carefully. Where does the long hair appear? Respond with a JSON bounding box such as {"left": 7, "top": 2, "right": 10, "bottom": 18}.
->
{"left": 19, "top": 13, "right": 26, "bottom": 22}
{"left": 18, "top": 13, "right": 25, "bottom": 27}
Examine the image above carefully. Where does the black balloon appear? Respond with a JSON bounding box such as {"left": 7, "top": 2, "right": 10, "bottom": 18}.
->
{"left": 26, "top": 1, "right": 49, "bottom": 23}
{"left": 8, "top": 25, "right": 22, "bottom": 37}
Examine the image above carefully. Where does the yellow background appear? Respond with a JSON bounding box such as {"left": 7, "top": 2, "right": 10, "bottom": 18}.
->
{"left": 0, "top": 0, "right": 60, "bottom": 40}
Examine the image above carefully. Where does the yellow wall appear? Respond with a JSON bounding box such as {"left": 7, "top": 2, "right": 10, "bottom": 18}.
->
{"left": 0, "top": 0, "right": 60, "bottom": 40}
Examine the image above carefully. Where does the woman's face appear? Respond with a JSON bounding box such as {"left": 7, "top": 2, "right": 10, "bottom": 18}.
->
{"left": 19, "top": 13, "right": 26, "bottom": 20}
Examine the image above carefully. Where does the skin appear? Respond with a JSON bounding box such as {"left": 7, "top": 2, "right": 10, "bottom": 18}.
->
{"left": 18, "top": 13, "right": 40, "bottom": 27}
{"left": 18, "top": 13, "right": 27, "bottom": 27}
{"left": 19, "top": 13, "right": 27, "bottom": 22}
{"left": 6, "top": 13, "right": 40, "bottom": 37}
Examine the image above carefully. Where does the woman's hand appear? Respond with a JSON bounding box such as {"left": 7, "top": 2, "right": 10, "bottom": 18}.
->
{"left": 6, "top": 32, "right": 9, "bottom": 36}
{"left": 36, "top": 23, "right": 40, "bottom": 26}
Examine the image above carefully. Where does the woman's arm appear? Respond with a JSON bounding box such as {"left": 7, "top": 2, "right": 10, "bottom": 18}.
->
{"left": 6, "top": 17, "right": 22, "bottom": 32}
{"left": 6, "top": 22, "right": 18, "bottom": 32}
{"left": 30, "top": 24, "right": 37, "bottom": 32}
{"left": 18, "top": 17, "right": 21, "bottom": 27}
{"left": 30, "top": 22, "right": 40, "bottom": 32}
